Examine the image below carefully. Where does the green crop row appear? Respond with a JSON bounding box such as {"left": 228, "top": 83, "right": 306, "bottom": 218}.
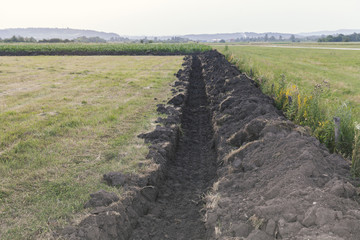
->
{"left": 0, "top": 43, "right": 212, "bottom": 55}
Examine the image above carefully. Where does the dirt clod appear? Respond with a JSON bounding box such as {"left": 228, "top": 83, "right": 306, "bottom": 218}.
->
{"left": 167, "top": 93, "right": 185, "bottom": 106}
{"left": 84, "top": 190, "right": 119, "bottom": 208}
{"left": 103, "top": 172, "right": 129, "bottom": 187}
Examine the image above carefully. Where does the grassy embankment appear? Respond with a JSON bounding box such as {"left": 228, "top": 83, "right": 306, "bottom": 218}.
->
{"left": 215, "top": 44, "right": 360, "bottom": 175}
{"left": 0, "top": 55, "right": 183, "bottom": 239}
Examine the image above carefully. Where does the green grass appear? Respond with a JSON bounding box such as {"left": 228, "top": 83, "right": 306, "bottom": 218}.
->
{"left": 0, "top": 43, "right": 212, "bottom": 55}
{"left": 215, "top": 44, "right": 360, "bottom": 162}
{"left": 216, "top": 45, "right": 360, "bottom": 102}
{"left": 0, "top": 56, "right": 183, "bottom": 239}
{"left": 209, "top": 42, "right": 360, "bottom": 49}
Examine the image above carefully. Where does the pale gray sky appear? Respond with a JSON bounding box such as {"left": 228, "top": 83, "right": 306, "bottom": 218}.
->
{"left": 1, "top": 0, "right": 359, "bottom": 35}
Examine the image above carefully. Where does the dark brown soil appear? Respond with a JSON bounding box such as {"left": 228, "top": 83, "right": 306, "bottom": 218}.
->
{"left": 130, "top": 56, "right": 217, "bottom": 239}
{"left": 199, "top": 50, "right": 360, "bottom": 240}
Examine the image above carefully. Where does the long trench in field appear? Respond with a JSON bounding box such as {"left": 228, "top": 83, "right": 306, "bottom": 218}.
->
{"left": 130, "top": 56, "right": 217, "bottom": 239}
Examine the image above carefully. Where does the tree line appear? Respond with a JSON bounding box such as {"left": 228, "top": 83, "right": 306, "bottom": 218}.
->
{"left": 318, "top": 33, "right": 360, "bottom": 42}
{"left": 0, "top": 35, "right": 108, "bottom": 43}
{"left": 0, "top": 35, "right": 192, "bottom": 44}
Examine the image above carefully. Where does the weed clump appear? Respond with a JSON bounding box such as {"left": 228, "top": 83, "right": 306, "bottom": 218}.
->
{"left": 352, "top": 124, "right": 360, "bottom": 177}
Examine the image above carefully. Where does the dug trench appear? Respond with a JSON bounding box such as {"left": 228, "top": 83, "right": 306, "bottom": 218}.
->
{"left": 60, "top": 51, "right": 360, "bottom": 240}
{"left": 60, "top": 55, "right": 217, "bottom": 239}
{"left": 129, "top": 55, "right": 217, "bottom": 239}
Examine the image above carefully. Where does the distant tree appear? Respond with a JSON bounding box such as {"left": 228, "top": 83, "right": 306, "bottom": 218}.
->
{"left": 219, "top": 39, "right": 226, "bottom": 43}
{"left": 343, "top": 36, "right": 350, "bottom": 42}
{"left": 74, "top": 36, "right": 106, "bottom": 43}
{"left": 49, "top": 38, "right": 63, "bottom": 43}
{"left": 269, "top": 36, "right": 276, "bottom": 41}
{"left": 4, "top": 35, "right": 36, "bottom": 43}
{"left": 279, "top": 35, "right": 283, "bottom": 41}
{"left": 8, "top": 36, "right": 18, "bottom": 42}
{"left": 290, "top": 34, "right": 296, "bottom": 42}
{"left": 28, "top": 37, "right": 37, "bottom": 42}
{"left": 264, "top": 34, "right": 269, "bottom": 42}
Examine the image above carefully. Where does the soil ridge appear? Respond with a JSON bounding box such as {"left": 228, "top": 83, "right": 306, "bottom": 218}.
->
{"left": 199, "top": 50, "right": 360, "bottom": 240}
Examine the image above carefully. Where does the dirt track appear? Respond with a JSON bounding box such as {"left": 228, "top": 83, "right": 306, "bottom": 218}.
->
{"left": 60, "top": 51, "right": 360, "bottom": 240}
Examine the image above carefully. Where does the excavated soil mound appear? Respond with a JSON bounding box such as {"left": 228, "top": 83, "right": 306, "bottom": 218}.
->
{"left": 199, "top": 50, "right": 360, "bottom": 240}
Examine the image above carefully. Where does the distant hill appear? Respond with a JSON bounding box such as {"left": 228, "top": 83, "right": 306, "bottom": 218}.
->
{"left": 0, "top": 28, "right": 120, "bottom": 40}
{"left": 180, "top": 29, "right": 360, "bottom": 42}
{"left": 1, "top": 28, "right": 359, "bottom": 42}
{"left": 182, "top": 32, "right": 295, "bottom": 42}
{"left": 298, "top": 29, "right": 360, "bottom": 37}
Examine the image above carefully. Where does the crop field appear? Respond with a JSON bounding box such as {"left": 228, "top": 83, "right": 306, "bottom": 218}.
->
{"left": 0, "top": 55, "right": 183, "bottom": 239}
{"left": 0, "top": 43, "right": 212, "bottom": 56}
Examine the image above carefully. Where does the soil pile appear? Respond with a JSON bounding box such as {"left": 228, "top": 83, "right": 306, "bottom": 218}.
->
{"left": 199, "top": 50, "right": 360, "bottom": 239}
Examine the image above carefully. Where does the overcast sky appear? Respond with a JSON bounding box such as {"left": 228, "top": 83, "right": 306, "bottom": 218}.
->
{"left": 1, "top": 0, "right": 359, "bottom": 36}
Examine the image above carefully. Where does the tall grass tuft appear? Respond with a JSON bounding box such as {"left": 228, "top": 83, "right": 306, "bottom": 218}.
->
{"left": 352, "top": 123, "right": 360, "bottom": 177}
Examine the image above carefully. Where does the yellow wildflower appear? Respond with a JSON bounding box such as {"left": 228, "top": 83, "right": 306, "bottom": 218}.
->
{"left": 303, "top": 97, "right": 307, "bottom": 106}
{"left": 285, "top": 88, "right": 291, "bottom": 97}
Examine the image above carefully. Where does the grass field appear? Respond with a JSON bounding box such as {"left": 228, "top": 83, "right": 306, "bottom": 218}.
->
{"left": 209, "top": 42, "right": 360, "bottom": 49}
{"left": 216, "top": 44, "right": 360, "bottom": 106}
{"left": 215, "top": 43, "right": 360, "bottom": 160}
{"left": 0, "top": 43, "right": 212, "bottom": 55}
{"left": 0, "top": 56, "right": 183, "bottom": 239}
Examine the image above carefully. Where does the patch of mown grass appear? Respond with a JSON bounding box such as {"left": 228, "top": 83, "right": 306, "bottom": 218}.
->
{"left": 218, "top": 45, "right": 360, "bottom": 175}
{"left": 0, "top": 56, "right": 183, "bottom": 239}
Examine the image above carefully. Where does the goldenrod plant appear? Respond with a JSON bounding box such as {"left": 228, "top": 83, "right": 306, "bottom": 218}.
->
{"left": 352, "top": 123, "right": 360, "bottom": 177}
